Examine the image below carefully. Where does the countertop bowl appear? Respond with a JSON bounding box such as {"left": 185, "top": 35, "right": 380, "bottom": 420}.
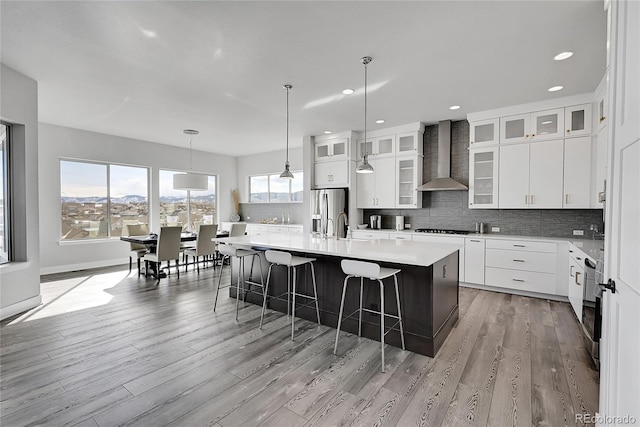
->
{"left": 357, "top": 224, "right": 369, "bottom": 229}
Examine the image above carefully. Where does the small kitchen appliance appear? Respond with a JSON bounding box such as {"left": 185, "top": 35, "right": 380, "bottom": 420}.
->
{"left": 395, "top": 216, "right": 405, "bottom": 231}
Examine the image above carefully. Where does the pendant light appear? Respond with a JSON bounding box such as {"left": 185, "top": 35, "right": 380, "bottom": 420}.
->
{"left": 279, "top": 84, "right": 294, "bottom": 179}
{"left": 356, "top": 56, "right": 374, "bottom": 174}
{"left": 173, "top": 129, "right": 208, "bottom": 191}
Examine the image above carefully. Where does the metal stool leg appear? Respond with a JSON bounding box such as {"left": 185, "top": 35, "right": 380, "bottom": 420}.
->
{"left": 379, "top": 279, "right": 385, "bottom": 373}
{"left": 358, "top": 277, "right": 364, "bottom": 336}
{"left": 310, "top": 262, "right": 321, "bottom": 325}
{"left": 259, "top": 264, "right": 274, "bottom": 329}
{"left": 213, "top": 255, "right": 228, "bottom": 311}
{"left": 394, "top": 274, "right": 405, "bottom": 350}
{"left": 334, "top": 275, "right": 351, "bottom": 354}
{"left": 291, "top": 266, "right": 297, "bottom": 340}
{"left": 235, "top": 256, "right": 242, "bottom": 320}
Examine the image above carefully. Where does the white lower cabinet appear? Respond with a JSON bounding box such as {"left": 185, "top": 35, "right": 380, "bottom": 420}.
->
{"left": 567, "top": 248, "right": 585, "bottom": 321}
{"left": 484, "top": 238, "right": 558, "bottom": 295}
{"left": 412, "top": 234, "right": 465, "bottom": 282}
{"left": 464, "top": 238, "right": 485, "bottom": 284}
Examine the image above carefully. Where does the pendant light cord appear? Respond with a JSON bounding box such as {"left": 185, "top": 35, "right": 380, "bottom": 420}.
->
{"left": 286, "top": 85, "right": 290, "bottom": 163}
{"left": 364, "top": 60, "right": 368, "bottom": 156}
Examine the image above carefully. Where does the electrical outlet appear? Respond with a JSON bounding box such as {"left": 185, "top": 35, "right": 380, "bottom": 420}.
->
{"left": 404, "top": 223, "right": 411, "bottom": 229}
{"left": 491, "top": 227, "right": 500, "bottom": 233}
{"left": 573, "top": 230, "right": 584, "bottom": 236}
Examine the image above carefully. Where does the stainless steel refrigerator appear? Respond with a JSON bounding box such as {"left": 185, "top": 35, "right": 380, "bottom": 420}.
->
{"left": 310, "top": 188, "right": 348, "bottom": 238}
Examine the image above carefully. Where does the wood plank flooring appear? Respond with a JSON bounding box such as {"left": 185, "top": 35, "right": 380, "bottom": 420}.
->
{"left": 1, "top": 264, "right": 599, "bottom": 426}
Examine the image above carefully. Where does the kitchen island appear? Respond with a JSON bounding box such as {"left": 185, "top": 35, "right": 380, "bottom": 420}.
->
{"left": 215, "top": 234, "right": 461, "bottom": 357}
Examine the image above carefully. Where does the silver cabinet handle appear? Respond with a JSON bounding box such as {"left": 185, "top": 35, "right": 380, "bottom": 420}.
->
{"left": 530, "top": 195, "right": 535, "bottom": 204}
{"left": 570, "top": 265, "right": 575, "bottom": 277}
{"left": 470, "top": 239, "right": 482, "bottom": 242}
{"left": 575, "top": 271, "right": 582, "bottom": 285}
{"left": 513, "top": 244, "right": 526, "bottom": 247}
{"left": 525, "top": 195, "right": 529, "bottom": 204}
{"left": 512, "top": 278, "right": 525, "bottom": 282}
{"left": 513, "top": 259, "right": 525, "bottom": 262}
{"left": 565, "top": 194, "right": 569, "bottom": 204}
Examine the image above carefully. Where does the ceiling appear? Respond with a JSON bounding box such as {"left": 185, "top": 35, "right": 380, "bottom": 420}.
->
{"left": 1, "top": 1, "right": 606, "bottom": 157}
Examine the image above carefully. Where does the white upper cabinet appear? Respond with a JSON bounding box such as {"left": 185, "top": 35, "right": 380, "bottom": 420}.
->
{"left": 356, "top": 156, "right": 395, "bottom": 208}
{"left": 498, "top": 140, "right": 564, "bottom": 208}
{"left": 314, "top": 160, "right": 349, "bottom": 189}
{"left": 396, "top": 131, "right": 422, "bottom": 154}
{"left": 358, "top": 135, "right": 395, "bottom": 158}
{"left": 500, "top": 113, "right": 531, "bottom": 143}
{"left": 500, "top": 108, "right": 566, "bottom": 143}
{"left": 531, "top": 108, "right": 565, "bottom": 141}
{"left": 468, "top": 147, "right": 499, "bottom": 208}
{"left": 469, "top": 118, "right": 499, "bottom": 146}
{"left": 563, "top": 136, "right": 592, "bottom": 208}
{"left": 564, "top": 103, "right": 592, "bottom": 137}
{"left": 314, "top": 138, "right": 349, "bottom": 162}
{"left": 396, "top": 156, "right": 422, "bottom": 208}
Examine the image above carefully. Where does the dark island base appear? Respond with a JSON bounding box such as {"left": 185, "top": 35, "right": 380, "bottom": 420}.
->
{"left": 229, "top": 249, "right": 460, "bottom": 358}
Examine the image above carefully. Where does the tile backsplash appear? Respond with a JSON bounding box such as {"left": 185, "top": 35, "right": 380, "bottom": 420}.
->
{"left": 238, "top": 202, "right": 303, "bottom": 224}
{"left": 365, "top": 120, "right": 605, "bottom": 239}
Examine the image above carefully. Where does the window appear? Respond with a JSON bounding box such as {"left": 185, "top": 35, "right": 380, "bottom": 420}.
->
{"left": 249, "top": 171, "right": 303, "bottom": 203}
{"left": 159, "top": 170, "right": 216, "bottom": 231}
{"left": 60, "top": 160, "right": 149, "bottom": 240}
{"left": 1, "top": 124, "right": 10, "bottom": 263}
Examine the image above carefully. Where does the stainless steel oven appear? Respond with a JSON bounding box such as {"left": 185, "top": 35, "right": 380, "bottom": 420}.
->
{"left": 581, "top": 251, "right": 603, "bottom": 369}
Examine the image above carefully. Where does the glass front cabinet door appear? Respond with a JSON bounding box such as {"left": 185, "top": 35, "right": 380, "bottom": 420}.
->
{"left": 531, "top": 108, "right": 565, "bottom": 141}
{"left": 500, "top": 113, "right": 530, "bottom": 143}
{"left": 396, "top": 156, "right": 422, "bottom": 208}
{"left": 565, "top": 103, "right": 592, "bottom": 137}
{"left": 470, "top": 118, "right": 499, "bottom": 146}
{"left": 469, "top": 147, "right": 499, "bottom": 208}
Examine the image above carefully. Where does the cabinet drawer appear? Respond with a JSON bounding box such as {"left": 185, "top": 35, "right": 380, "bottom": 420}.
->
{"left": 351, "top": 231, "right": 389, "bottom": 240}
{"left": 388, "top": 233, "right": 412, "bottom": 241}
{"left": 485, "top": 267, "right": 556, "bottom": 295}
{"left": 485, "top": 239, "right": 557, "bottom": 253}
{"left": 486, "top": 248, "right": 556, "bottom": 273}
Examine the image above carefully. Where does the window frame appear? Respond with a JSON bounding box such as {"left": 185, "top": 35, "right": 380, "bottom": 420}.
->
{"left": 59, "top": 158, "right": 150, "bottom": 241}
{"left": 248, "top": 170, "right": 303, "bottom": 203}
{"left": 1, "top": 123, "right": 12, "bottom": 264}
{"left": 158, "top": 169, "right": 218, "bottom": 231}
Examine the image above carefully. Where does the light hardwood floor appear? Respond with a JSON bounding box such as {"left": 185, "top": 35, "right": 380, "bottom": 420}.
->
{"left": 1, "top": 263, "right": 599, "bottom": 426}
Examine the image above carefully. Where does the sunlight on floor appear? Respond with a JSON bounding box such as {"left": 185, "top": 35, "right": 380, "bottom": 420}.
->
{"left": 8, "top": 270, "right": 130, "bottom": 324}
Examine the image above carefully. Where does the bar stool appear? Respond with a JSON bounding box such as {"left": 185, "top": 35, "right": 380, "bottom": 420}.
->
{"left": 333, "top": 259, "right": 405, "bottom": 373}
{"left": 214, "top": 243, "right": 264, "bottom": 320}
{"left": 260, "top": 250, "right": 321, "bottom": 340}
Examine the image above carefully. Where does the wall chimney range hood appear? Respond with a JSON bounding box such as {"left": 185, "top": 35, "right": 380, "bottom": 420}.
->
{"left": 417, "top": 120, "right": 468, "bottom": 191}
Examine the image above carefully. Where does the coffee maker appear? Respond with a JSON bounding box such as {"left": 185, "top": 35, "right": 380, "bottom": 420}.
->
{"left": 369, "top": 215, "right": 382, "bottom": 230}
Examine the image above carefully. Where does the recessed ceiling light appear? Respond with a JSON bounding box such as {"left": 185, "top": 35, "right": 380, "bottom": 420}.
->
{"left": 342, "top": 89, "right": 354, "bottom": 95}
{"left": 324, "top": 130, "right": 332, "bottom": 134}
{"left": 554, "top": 51, "right": 573, "bottom": 61}
{"left": 375, "top": 119, "right": 385, "bottom": 124}
{"left": 548, "top": 86, "right": 564, "bottom": 92}
{"left": 141, "top": 29, "right": 157, "bottom": 38}
{"left": 449, "top": 105, "right": 461, "bottom": 110}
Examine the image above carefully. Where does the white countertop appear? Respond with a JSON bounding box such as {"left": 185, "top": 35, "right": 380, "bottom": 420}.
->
{"left": 353, "top": 228, "right": 604, "bottom": 261}
{"left": 215, "top": 234, "right": 461, "bottom": 267}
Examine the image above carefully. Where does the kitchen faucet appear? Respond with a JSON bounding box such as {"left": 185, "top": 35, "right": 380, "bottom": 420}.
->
{"left": 335, "top": 212, "right": 349, "bottom": 239}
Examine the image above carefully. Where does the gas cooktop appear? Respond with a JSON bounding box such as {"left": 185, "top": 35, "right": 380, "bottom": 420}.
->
{"left": 414, "top": 228, "right": 470, "bottom": 235}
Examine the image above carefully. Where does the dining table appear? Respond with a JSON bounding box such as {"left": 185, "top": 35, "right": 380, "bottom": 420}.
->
{"left": 120, "top": 231, "right": 229, "bottom": 278}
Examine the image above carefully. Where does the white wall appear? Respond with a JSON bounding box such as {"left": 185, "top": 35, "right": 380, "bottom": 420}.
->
{"left": 0, "top": 64, "right": 42, "bottom": 319}
{"left": 236, "top": 145, "right": 303, "bottom": 202}
{"left": 38, "top": 123, "right": 238, "bottom": 274}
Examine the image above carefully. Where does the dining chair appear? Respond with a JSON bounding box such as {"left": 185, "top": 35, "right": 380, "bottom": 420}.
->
{"left": 184, "top": 224, "right": 218, "bottom": 273}
{"left": 229, "top": 223, "right": 247, "bottom": 237}
{"left": 142, "top": 226, "right": 182, "bottom": 283}
{"left": 124, "top": 223, "right": 148, "bottom": 276}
